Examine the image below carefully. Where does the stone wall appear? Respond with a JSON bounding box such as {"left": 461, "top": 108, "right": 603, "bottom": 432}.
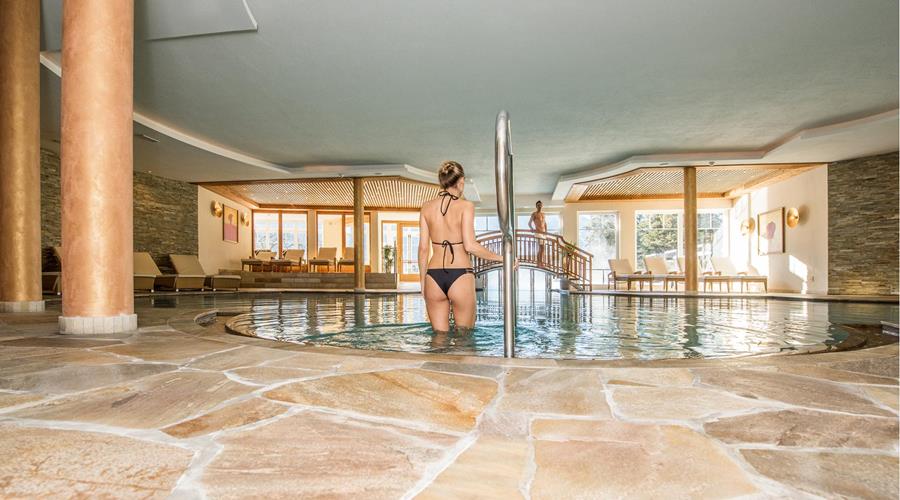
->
{"left": 828, "top": 152, "right": 899, "bottom": 295}
{"left": 40, "top": 149, "right": 198, "bottom": 274}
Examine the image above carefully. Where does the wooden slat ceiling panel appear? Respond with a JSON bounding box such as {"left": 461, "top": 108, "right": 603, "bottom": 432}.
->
{"left": 577, "top": 165, "right": 815, "bottom": 201}
{"left": 208, "top": 177, "right": 441, "bottom": 209}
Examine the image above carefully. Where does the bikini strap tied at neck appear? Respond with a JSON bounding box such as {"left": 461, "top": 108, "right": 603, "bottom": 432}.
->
{"left": 437, "top": 190, "right": 459, "bottom": 216}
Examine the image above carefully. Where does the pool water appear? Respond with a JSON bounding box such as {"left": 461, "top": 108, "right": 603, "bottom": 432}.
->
{"left": 218, "top": 292, "right": 899, "bottom": 360}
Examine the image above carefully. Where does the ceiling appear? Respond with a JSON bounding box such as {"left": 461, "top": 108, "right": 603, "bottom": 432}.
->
{"left": 201, "top": 177, "right": 441, "bottom": 210}
{"left": 38, "top": 0, "right": 899, "bottom": 201}
{"left": 570, "top": 164, "right": 819, "bottom": 201}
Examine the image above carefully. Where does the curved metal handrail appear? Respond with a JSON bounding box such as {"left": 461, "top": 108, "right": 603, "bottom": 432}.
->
{"left": 495, "top": 111, "right": 516, "bottom": 358}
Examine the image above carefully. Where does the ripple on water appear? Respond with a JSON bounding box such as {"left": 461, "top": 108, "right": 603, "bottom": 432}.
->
{"left": 203, "top": 292, "right": 899, "bottom": 360}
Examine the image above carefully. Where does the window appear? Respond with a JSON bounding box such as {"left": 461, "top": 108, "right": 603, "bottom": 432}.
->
{"left": 635, "top": 212, "right": 682, "bottom": 270}
{"left": 253, "top": 213, "right": 279, "bottom": 253}
{"left": 698, "top": 211, "right": 728, "bottom": 264}
{"left": 634, "top": 209, "right": 729, "bottom": 271}
{"left": 517, "top": 213, "right": 561, "bottom": 233}
{"left": 281, "top": 213, "right": 307, "bottom": 251}
{"left": 474, "top": 215, "right": 499, "bottom": 235}
{"left": 577, "top": 212, "right": 618, "bottom": 282}
{"left": 344, "top": 215, "right": 371, "bottom": 265}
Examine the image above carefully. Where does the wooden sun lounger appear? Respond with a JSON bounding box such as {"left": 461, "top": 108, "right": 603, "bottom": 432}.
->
{"left": 643, "top": 256, "right": 684, "bottom": 291}
{"left": 170, "top": 254, "right": 240, "bottom": 291}
{"left": 607, "top": 259, "right": 652, "bottom": 290}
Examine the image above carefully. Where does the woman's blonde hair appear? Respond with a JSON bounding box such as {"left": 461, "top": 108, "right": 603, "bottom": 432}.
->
{"left": 438, "top": 161, "right": 465, "bottom": 189}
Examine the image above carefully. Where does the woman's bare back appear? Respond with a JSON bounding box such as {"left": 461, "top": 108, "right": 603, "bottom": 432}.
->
{"left": 421, "top": 196, "right": 472, "bottom": 270}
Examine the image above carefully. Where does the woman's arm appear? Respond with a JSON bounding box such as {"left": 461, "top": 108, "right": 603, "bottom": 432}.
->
{"left": 461, "top": 203, "right": 503, "bottom": 262}
{"left": 418, "top": 210, "right": 431, "bottom": 291}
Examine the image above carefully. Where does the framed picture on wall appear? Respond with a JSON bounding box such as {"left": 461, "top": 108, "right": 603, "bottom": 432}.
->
{"left": 223, "top": 205, "right": 239, "bottom": 243}
{"left": 757, "top": 207, "right": 784, "bottom": 255}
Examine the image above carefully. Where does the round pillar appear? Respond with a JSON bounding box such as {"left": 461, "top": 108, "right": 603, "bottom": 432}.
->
{"left": 0, "top": 0, "right": 44, "bottom": 313}
{"left": 59, "top": 0, "right": 136, "bottom": 333}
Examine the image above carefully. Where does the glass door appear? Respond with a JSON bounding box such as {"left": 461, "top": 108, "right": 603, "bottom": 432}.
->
{"left": 398, "top": 223, "right": 420, "bottom": 282}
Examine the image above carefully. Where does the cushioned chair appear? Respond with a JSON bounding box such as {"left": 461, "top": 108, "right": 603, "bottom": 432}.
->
{"left": 711, "top": 257, "right": 768, "bottom": 292}
{"left": 338, "top": 247, "right": 355, "bottom": 271}
{"left": 607, "top": 259, "right": 651, "bottom": 290}
{"left": 282, "top": 249, "right": 305, "bottom": 272}
{"left": 309, "top": 247, "right": 337, "bottom": 272}
{"left": 170, "top": 254, "right": 241, "bottom": 291}
{"left": 254, "top": 250, "right": 276, "bottom": 272}
{"left": 643, "top": 255, "right": 683, "bottom": 291}
{"left": 678, "top": 257, "right": 731, "bottom": 292}
{"left": 42, "top": 246, "right": 64, "bottom": 295}
{"left": 133, "top": 252, "right": 176, "bottom": 291}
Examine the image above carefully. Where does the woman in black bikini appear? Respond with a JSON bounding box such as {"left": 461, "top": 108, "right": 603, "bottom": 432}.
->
{"left": 418, "top": 161, "right": 504, "bottom": 332}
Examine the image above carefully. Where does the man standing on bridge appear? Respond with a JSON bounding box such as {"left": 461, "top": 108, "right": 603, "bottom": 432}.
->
{"left": 528, "top": 200, "right": 548, "bottom": 267}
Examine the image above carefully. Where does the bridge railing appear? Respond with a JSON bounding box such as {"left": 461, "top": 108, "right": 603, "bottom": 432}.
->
{"left": 472, "top": 230, "right": 593, "bottom": 289}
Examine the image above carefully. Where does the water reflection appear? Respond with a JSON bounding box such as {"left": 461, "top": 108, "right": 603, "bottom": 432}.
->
{"left": 186, "top": 292, "right": 900, "bottom": 360}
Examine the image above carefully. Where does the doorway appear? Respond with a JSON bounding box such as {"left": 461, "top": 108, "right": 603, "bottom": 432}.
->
{"left": 382, "top": 221, "right": 420, "bottom": 282}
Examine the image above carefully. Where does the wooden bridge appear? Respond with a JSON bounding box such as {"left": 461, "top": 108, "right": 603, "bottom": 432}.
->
{"left": 472, "top": 230, "right": 593, "bottom": 290}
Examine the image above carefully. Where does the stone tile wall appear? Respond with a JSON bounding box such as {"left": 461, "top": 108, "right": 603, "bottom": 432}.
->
{"left": 40, "top": 148, "right": 198, "bottom": 274}
{"left": 828, "top": 152, "right": 899, "bottom": 295}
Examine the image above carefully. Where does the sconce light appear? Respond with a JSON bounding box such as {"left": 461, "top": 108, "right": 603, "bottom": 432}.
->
{"left": 786, "top": 207, "right": 800, "bottom": 228}
{"left": 210, "top": 201, "right": 223, "bottom": 218}
{"left": 739, "top": 218, "right": 755, "bottom": 236}
{"left": 240, "top": 210, "right": 251, "bottom": 226}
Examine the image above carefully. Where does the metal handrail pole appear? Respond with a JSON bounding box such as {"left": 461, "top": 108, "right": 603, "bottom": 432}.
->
{"left": 495, "top": 111, "right": 516, "bottom": 358}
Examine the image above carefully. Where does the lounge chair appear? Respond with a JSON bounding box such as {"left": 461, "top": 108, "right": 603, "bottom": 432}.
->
{"left": 677, "top": 257, "right": 731, "bottom": 292}
{"left": 170, "top": 254, "right": 241, "bottom": 291}
{"left": 338, "top": 247, "right": 355, "bottom": 271}
{"left": 254, "top": 250, "right": 276, "bottom": 272}
{"left": 309, "top": 247, "right": 337, "bottom": 272}
{"left": 42, "top": 246, "right": 63, "bottom": 295}
{"left": 643, "top": 255, "right": 683, "bottom": 292}
{"left": 607, "top": 259, "right": 651, "bottom": 290}
{"left": 133, "top": 252, "right": 176, "bottom": 291}
{"left": 711, "top": 257, "right": 768, "bottom": 292}
{"left": 282, "top": 249, "right": 305, "bottom": 272}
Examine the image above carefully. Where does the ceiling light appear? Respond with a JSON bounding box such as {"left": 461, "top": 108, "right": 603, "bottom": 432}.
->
{"left": 659, "top": 162, "right": 668, "bottom": 166}
{"left": 708, "top": 161, "right": 715, "bottom": 166}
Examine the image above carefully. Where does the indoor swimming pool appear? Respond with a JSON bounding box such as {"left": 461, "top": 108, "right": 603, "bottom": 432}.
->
{"left": 200, "top": 292, "right": 899, "bottom": 360}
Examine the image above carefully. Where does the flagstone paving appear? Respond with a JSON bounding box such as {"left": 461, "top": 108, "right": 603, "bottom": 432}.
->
{"left": 0, "top": 296, "right": 896, "bottom": 499}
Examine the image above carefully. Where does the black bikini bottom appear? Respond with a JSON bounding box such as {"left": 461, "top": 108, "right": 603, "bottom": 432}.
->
{"left": 426, "top": 268, "right": 474, "bottom": 297}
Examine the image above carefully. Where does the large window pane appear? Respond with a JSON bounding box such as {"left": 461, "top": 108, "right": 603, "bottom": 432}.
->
{"left": 517, "top": 213, "right": 561, "bottom": 233}
{"left": 698, "top": 209, "right": 728, "bottom": 264}
{"left": 474, "top": 215, "right": 499, "bottom": 235}
{"left": 344, "top": 215, "right": 371, "bottom": 265}
{"left": 317, "top": 213, "right": 343, "bottom": 256}
{"left": 281, "top": 213, "right": 307, "bottom": 251}
{"left": 635, "top": 212, "right": 681, "bottom": 270}
{"left": 253, "top": 213, "right": 279, "bottom": 253}
{"left": 577, "top": 212, "right": 618, "bottom": 282}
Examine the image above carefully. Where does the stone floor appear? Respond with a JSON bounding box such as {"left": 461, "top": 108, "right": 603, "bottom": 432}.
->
{"left": 0, "top": 297, "right": 897, "bottom": 499}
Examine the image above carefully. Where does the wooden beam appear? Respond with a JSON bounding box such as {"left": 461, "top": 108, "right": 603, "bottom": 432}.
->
{"left": 574, "top": 193, "right": 724, "bottom": 201}
{"left": 724, "top": 165, "right": 820, "bottom": 198}
{"left": 684, "top": 166, "right": 698, "bottom": 293}
{"left": 353, "top": 177, "right": 365, "bottom": 291}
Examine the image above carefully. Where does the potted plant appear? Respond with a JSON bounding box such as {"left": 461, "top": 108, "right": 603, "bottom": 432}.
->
{"left": 382, "top": 245, "right": 396, "bottom": 274}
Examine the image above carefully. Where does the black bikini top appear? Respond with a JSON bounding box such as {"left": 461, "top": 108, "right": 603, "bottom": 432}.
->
{"left": 432, "top": 190, "right": 463, "bottom": 272}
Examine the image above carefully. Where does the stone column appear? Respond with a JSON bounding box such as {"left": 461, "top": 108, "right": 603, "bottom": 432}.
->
{"left": 59, "top": 0, "right": 136, "bottom": 333}
{"left": 683, "top": 166, "right": 698, "bottom": 293}
{"left": 0, "top": 0, "right": 44, "bottom": 312}
{"left": 353, "top": 177, "right": 365, "bottom": 291}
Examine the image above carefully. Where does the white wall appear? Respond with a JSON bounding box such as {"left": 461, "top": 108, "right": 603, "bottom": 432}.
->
{"left": 729, "top": 167, "right": 828, "bottom": 293}
{"left": 198, "top": 187, "right": 253, "bottom": 273}
{"left": 559, "top": 198, "right": 733, "bottom": 270}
